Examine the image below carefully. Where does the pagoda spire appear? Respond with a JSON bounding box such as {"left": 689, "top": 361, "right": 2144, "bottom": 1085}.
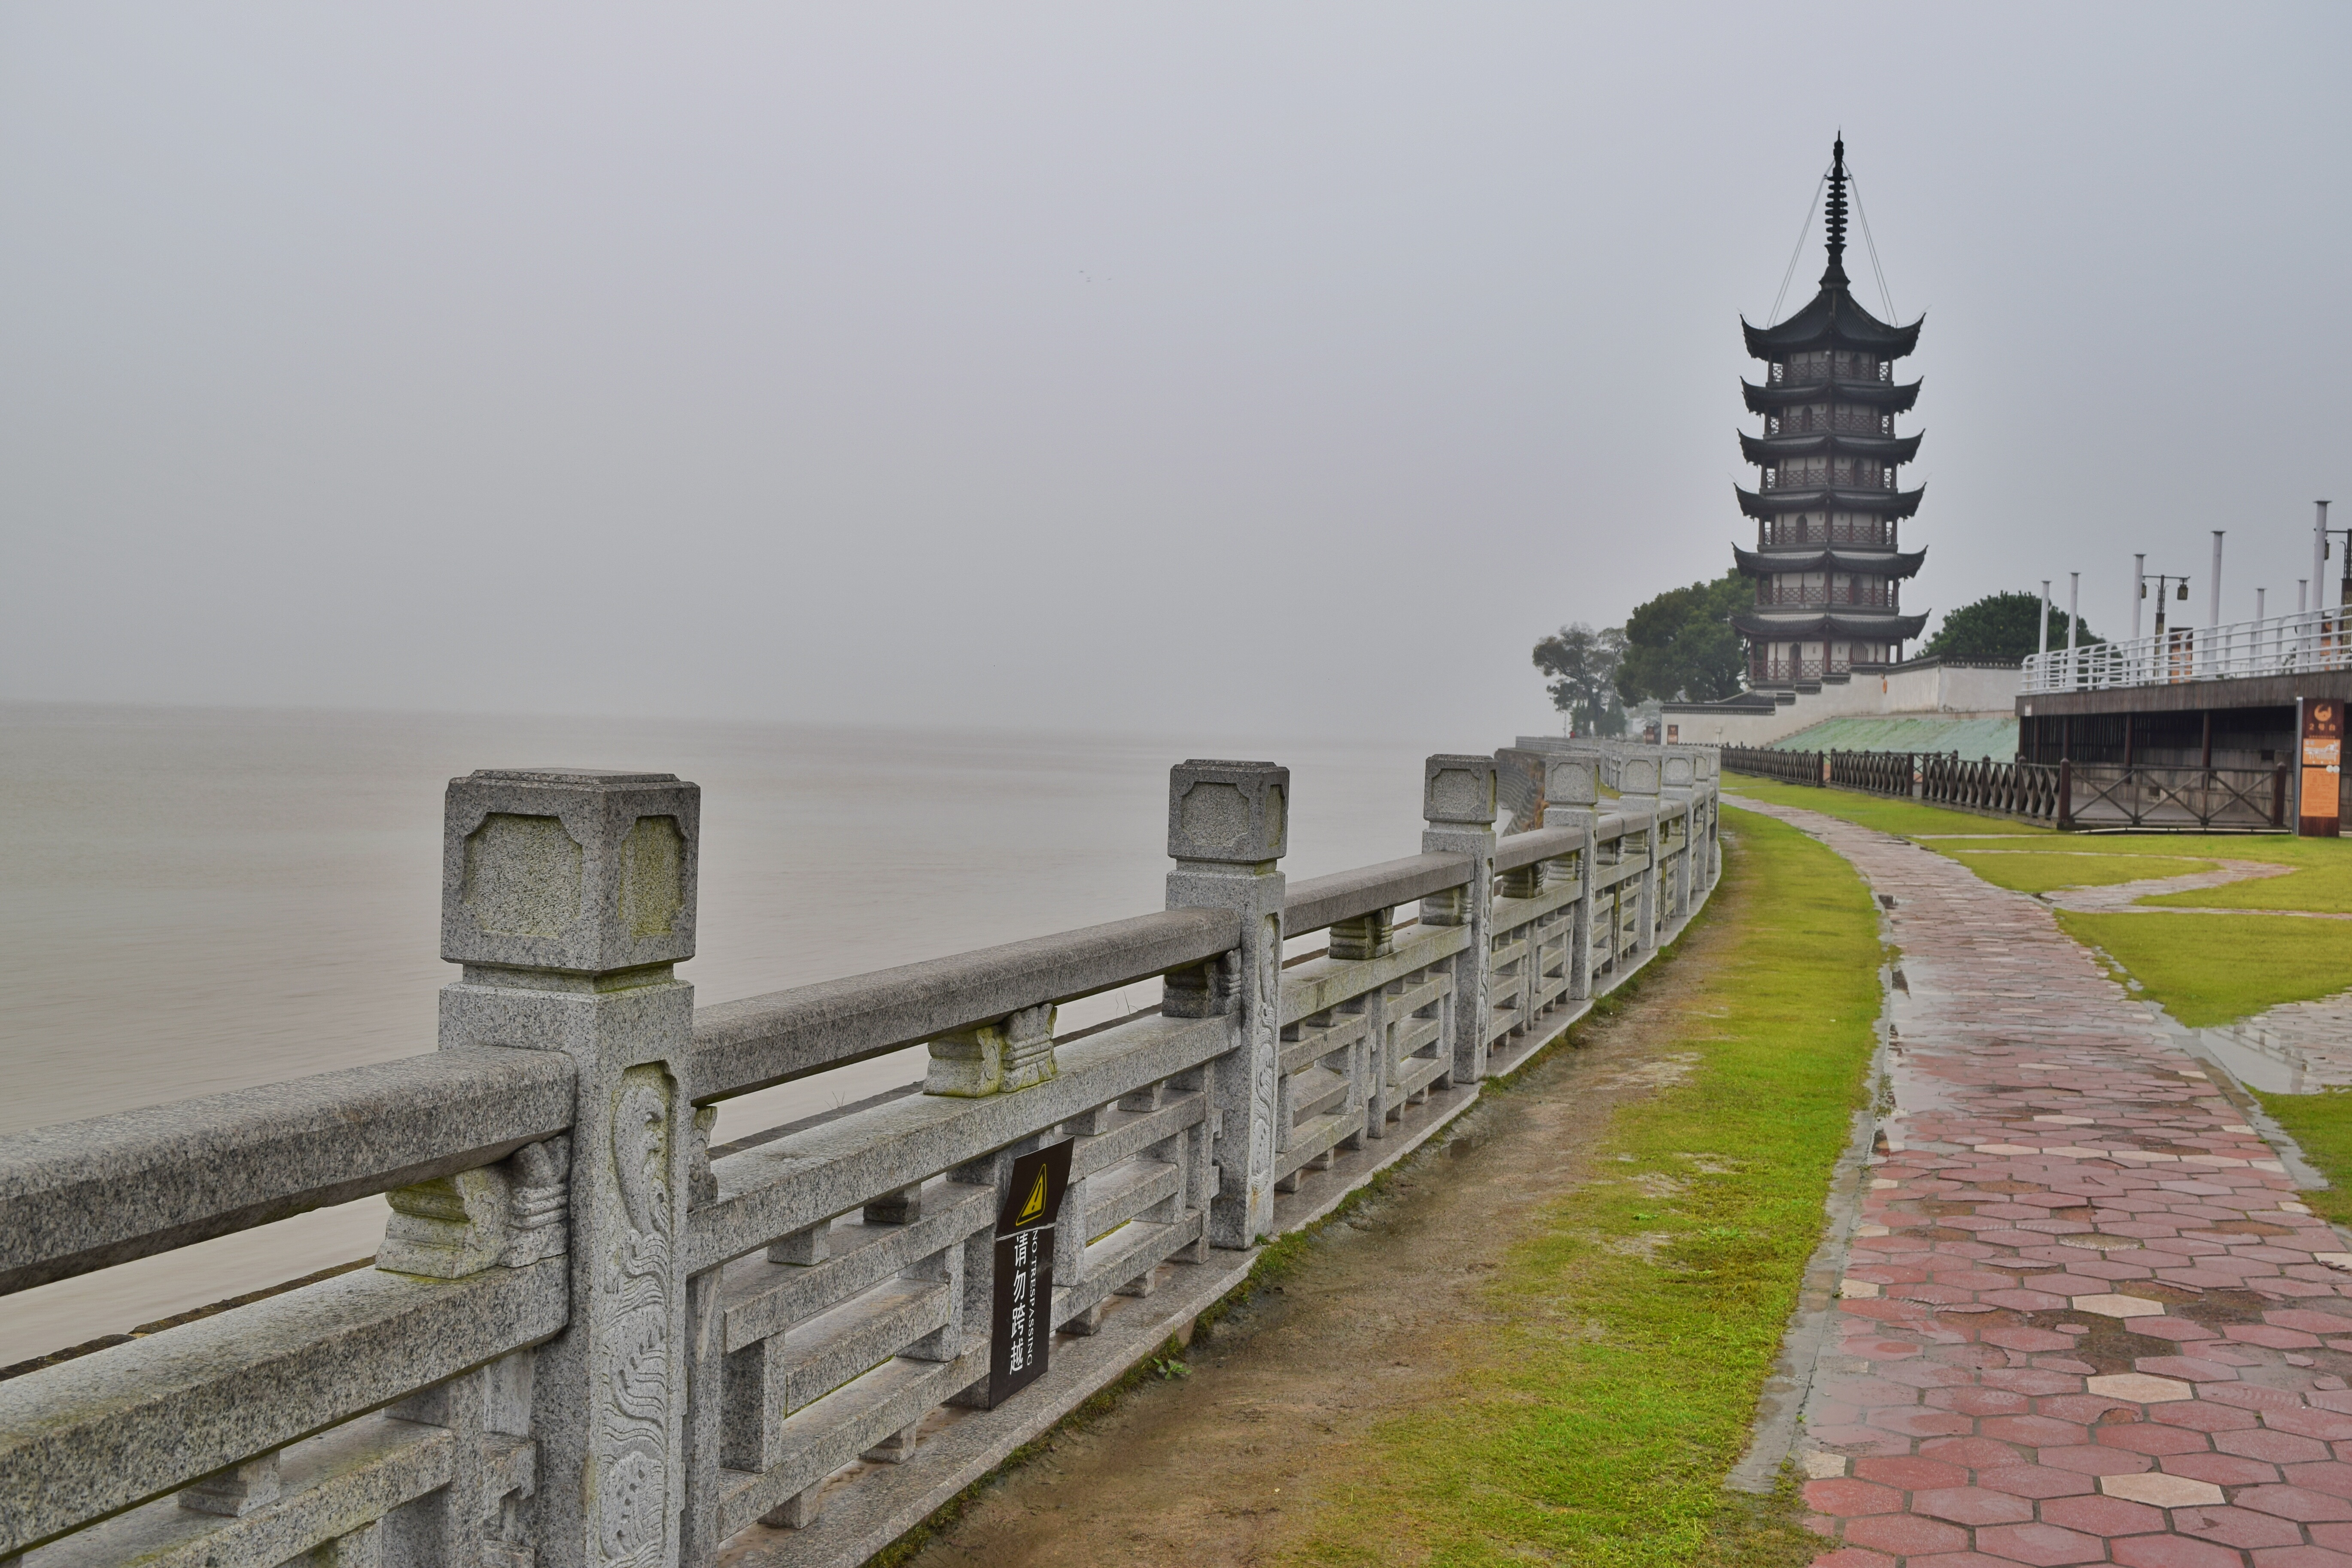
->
{"left": 1822, "top": 135, "right": 1850, "bottom": 285}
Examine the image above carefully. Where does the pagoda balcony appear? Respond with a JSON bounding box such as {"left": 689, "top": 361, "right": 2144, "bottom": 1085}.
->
{"left": 1756, "top": 515, "right": 1899, "bottom": 548}
{"left": 1759, "top": 466, "right": 1900, "bottom": 492}
{"left": 1753, "top": 583, "right": 1899, "bottom": 610}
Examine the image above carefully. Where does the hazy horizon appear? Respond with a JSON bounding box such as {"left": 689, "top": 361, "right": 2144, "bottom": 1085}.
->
{"left": 4, "top": 5, "right": 2346, "bottom": 737}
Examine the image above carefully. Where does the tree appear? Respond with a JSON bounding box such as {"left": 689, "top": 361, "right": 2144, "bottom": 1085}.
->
{"left": 1532, "top": 623, "right": 1628, "bottom": 736}
{"left": 1922, "top": 592, "right": 2102, "bottom": 662}
{"left": 1614, "top": 572, "right": 1750, "bottom": 703}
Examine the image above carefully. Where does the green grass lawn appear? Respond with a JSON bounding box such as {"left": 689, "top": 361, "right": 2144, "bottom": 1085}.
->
{"left": 1276, "top": 806, "right": 1882, "bottom": 1568}
{"left": 2058, "top": 910, "right": 2352, "bottom": 1027}
{"left": 2249, "top": 1090, "right": 2352, "bottom": 1228}
{"left": 1729, "top": 773, "right": 2352, "bottom": 1025}
{"left": 1721, "top": 777, "right": 2048, "bottom": 839}
{"left": 1947, "top": 851, "right": 2218, "bottom": 895}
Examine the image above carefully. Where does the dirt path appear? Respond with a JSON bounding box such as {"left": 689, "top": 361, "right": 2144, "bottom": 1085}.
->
{"left": 893, "top": 846, "right": 1753, "bottom": 1567}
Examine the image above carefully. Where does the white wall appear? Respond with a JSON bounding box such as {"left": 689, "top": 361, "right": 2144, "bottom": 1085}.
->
{"left": 1661, "top": 661, "right": 2020, "bottom": 747}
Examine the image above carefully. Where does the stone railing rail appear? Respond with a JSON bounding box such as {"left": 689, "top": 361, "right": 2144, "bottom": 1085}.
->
{"left": 0, "top": 745, "right": 1720, "bottom": 1568}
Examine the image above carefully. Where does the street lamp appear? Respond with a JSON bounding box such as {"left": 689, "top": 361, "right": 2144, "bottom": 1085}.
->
{"left": 2144, "top": 573, "right": 2191, "bottom": 640}
{"left": 2321, "top": 519, "right": 2351, "bottom": 615}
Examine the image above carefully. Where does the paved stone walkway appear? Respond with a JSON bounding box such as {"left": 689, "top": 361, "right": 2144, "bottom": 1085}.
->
{"left": 2032, "top": 861, "right": 2297, "bottom": 916}
{"left": 2201, "top": 995, "right": 2352, "bottom": 1096}
{"left": 1737, "top": 801, "right": 2352, "bottom": 1568}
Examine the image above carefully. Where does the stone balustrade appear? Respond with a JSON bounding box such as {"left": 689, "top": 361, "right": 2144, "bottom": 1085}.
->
{"left": 0, "top": 744, "right": 1719, "bottom": 1568}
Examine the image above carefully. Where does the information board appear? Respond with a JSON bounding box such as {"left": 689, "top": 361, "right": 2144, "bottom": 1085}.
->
{"left": 988, "top": 1138, "right": 1073, "bottom": 1407}
{"left": 2301, "top": 697, "right": 2343, "bottom": 838}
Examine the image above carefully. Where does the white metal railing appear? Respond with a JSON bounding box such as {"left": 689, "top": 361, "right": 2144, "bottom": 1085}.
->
{"left": 2023, "top": 606, "right": 2352, "bottom": 694}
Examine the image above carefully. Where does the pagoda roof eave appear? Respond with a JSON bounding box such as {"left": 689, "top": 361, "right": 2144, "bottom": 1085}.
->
{"left": 1742, "top": 283, "right": 1923, "bottom": 359}
{"left": 1731, "top": 609, "right": 1930, "bottom": 640}
{"left": 1732, "top": 545, "right": 1927, "bottom": 579}
{"left": 1742, "top": 378, "right": 1922, "bottom": 414}
{"left": 1735, "top": 484, "right": 1926, "bottom": 521}
{"left": 1739, "top": 430, "right": 1924, "bottom": 465}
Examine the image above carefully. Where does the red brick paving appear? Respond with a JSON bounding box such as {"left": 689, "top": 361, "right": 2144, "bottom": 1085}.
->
{"left": 1734, "top": 801, "right": 2352, "bottom": 1568}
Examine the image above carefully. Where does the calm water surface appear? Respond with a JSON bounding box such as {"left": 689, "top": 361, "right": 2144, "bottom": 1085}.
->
{"left": 0, "top": 703, "right": 1453, "bottom": 1364}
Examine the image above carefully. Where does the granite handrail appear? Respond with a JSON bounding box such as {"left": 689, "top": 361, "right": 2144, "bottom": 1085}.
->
{"left": 683, "top": 908, "right": 1242, "bottom": 1103}
{"left": 0, "top": 1046, "right": 576, "bottom": 1295}
{"left": 1492, "top": 822, "right": 1592, "bottom": 874}
{"left": 0, "top": 1259, "right": 566, "bottom": 1556}
{"left": 686, "top": 1010, "right": 1231, "bottom": 1273}
{"left": 1, "top": 744, "right": 1722, "bottom": 1568}
{"left": 1280, "top": 852, "right": 1473, "bottom": 936}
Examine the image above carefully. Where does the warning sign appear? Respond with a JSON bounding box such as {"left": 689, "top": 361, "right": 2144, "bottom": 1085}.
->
{"left": 988, "top": 1138, "right": 1074, "bottom": 1407}
{"left": 2301, "top": 698, "right": 2343, "bottom": 838}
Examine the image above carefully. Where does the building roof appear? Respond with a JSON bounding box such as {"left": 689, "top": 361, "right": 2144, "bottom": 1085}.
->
{"left": 1739, "top": 429, "right": 1923, "bottom": 466}
{"left": 1740, "top": 140, "right": 1923, "bottom": 361}
{"left": 1735, "top": 483, "right": 1926, "bottom": 521}
{"left": 1742, "top": 377, "right": 1921, "bottom": 415}
{"left": 1742, "top": 284, "right": 1923, "bottom": 361}
{"left": 1731, "top": 609, "right": 1931, "bottom": 640}
{"left": 1732, "top": 545, "right": 1927, "bottom": 579}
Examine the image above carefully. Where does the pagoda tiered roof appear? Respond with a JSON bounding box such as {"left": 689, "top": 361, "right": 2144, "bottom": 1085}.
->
{"left": 1738, "top": 429, "right": 1923, "bottom": 466}
{"left": 1735, "top": 484, "right": 1925, "bottom": 521}
{"left": 1732, "top": 545, "right": 1926, "bottom": 579}
{"left": 1730, "top": 609, "right": 1929, "bottom": 640}
{"left": 1741, "top": 277, "right": 1922, "bottom": 359}
{"left": 1742, "top": 377, "right": 1921, "bottom": 415}
{"left": 1740, "top": 135, "right": 1924, "bottom": 364}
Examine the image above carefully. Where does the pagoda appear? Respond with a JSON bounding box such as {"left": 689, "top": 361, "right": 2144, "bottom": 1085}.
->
{"left": 1732, "top": 139, "right": 1929, "bottom": 685}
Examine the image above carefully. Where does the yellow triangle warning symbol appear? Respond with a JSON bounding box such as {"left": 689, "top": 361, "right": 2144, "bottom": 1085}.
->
{"left": 1016, "top": 1168, "right": 1048, "bottom": 1224}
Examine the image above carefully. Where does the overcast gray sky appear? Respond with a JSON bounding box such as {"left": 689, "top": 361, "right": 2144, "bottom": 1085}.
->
{"left": 2, "top": 4, "right": 2346, "bottom": 740}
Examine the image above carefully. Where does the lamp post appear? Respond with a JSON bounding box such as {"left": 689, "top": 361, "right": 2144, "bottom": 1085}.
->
{"left": 2132, "top": 554, "right": 2145, "bottom": 640}
{"left": 2067, "top": 571, "right": 2081, "bottom": 685}
{"left": 2145, "top": 572, "right": 2191, "bottom": 680}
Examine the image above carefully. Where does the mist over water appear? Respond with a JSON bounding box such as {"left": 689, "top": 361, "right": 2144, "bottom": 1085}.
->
{"left": 0, "top": 702, "right": 1454, "bottom": 1365}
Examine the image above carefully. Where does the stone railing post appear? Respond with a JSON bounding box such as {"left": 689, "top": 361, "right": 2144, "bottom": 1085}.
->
{"left": 1659, "top": 753, "right": 1696, "bottom": 919}
{"left": 1162, "top": 761, "right": 1288, "bottom": 1249}
{"left": 436, "top": 769, "right": 700, "bottom": 1568}
{"left": 1613, "top": 750, "right": 1663, "bottom": 953}
{"left": 1543, "top": 756, "right": 1602, "bottom": 999}
{"left": 1419, "top": 755, "right": 1498, "bottom": 1087}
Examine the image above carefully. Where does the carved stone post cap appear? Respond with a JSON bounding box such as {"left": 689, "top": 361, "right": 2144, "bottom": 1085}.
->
{"left": 1661, "top": 752, "right": 1697, "bottom": 787}
{"left": 1167, "top": 760, "right": 1287, "bottom": 864}
{"left": 1423, "top": 755, "right": 1498, "bottom": 825}
{"left": 1619, "top": 754, "right": 1662, "bottom": 794}
{"left": 1545, "top": 758, "right": 1601, "bottom": 807}
{"left": 441, "top": 769, "right": 701, "bottom": 973}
